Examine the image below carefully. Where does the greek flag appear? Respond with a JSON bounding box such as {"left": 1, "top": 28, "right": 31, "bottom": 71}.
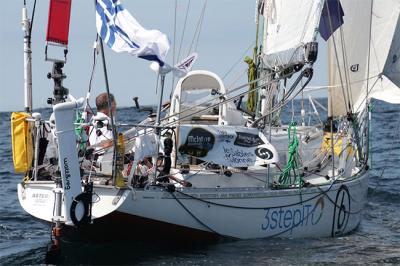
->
{"left": 96, "top": 0, "right": 170, "bottom": 66}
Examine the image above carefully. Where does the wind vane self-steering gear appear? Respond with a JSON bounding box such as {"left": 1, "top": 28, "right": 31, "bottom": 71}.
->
{"left": 47, "top": 62, "right": 69, "bottom": 105}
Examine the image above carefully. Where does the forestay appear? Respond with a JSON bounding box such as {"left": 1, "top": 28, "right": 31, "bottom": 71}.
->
{"left": 328, "top": 0, "right": 400, "bottom": 116}
{"left": 177, "top": 125, "right": 278, "bottom": 167}
{"left": 261, "top": 0, "right": 324, "bottom": 69}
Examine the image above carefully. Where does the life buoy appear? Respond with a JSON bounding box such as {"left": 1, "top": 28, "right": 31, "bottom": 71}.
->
{"left": 70, "top": 192, "right": 91, "bottom": 226}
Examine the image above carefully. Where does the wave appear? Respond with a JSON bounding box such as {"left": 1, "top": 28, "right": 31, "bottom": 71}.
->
{"left": 368, "top": 187, "right": 400, "bottom": 203}
{"left": 0, "top": 243, "right": 47, "bottom": 265}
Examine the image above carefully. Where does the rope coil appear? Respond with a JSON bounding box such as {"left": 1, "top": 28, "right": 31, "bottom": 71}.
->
{"left": 278, "top": 122, "right": 303, "bottom": 188}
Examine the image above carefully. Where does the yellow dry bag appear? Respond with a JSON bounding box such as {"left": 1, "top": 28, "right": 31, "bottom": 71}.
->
{"left": 11, "top": 112, "right": 33, "bottom": 173}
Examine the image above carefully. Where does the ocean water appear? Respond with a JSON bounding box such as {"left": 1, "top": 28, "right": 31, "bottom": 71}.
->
{"left": 1, "top": 99, "right": 399, "bottom": 265}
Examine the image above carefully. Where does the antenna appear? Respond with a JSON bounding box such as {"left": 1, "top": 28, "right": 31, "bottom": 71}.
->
{"left": 22, "top": 2, "right": 32, "bottom": 112}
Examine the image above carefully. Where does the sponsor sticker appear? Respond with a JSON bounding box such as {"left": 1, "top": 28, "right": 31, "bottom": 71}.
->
{"left": 178, "top": 128, "right": 215, "bottom": 157}
{"left": 255, "top": 147, "right": 273, "bottom": 160}
{"left": 234, "top": 132, "right": 264, "bottom": 147}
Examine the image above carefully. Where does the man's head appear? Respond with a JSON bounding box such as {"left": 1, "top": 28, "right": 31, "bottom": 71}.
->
{"left": 96, "top": 92, "right": 116, "bottom": 116}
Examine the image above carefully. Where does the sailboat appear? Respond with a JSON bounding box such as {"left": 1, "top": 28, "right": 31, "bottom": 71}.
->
{"left": 12, "top": 0, "right": 400, "bottom": 244}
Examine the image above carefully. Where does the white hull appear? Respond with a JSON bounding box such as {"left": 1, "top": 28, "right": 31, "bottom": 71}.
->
{"left": 117, "top": 172, "right": 368, "bottom": 239}
{"left": 18, "top": 171, "right": 368, "bottom": 239}
{"left": 18, "top": 181, "right": 130, "bottom": 224}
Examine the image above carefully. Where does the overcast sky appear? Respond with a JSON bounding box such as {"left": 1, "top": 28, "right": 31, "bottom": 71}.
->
{"left": 0, "top": 0, "right": 327, "bottom": 112}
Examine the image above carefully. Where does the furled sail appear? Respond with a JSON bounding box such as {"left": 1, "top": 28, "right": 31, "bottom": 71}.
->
{"left": 261, "top": 0, "right": 325, "bottom": 69}
{"left": 328, "top": 0, "right": 400, "bottom": 116}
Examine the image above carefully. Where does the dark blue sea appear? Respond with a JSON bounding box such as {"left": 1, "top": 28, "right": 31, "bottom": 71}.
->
{"left": 1, "top": 99, "right": 399, "bottom": 265}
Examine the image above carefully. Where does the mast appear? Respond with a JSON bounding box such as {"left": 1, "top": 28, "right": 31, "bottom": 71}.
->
{"left": 22, "top": 2, "right": 33, "bottom": 113}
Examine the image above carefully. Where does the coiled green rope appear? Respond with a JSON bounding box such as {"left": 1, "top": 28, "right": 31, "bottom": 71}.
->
{"left": 278, "top": 122, "right": 303, "bottom": 188}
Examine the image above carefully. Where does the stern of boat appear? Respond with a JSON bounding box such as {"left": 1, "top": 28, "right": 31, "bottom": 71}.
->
{"left": 18, "top": 181, "right": 131, "bottom": 224}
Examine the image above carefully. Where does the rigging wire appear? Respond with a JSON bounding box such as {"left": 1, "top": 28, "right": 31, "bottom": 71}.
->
{"left": 334, "top": 0, "right": 354, "bottom": 109}
{"left": 157, "top": 67, "right": 307, "bottom": 129}
{"left": 176, "top": 0, "right": 191, "bottom": 63}
{"left": 222, "top": 42, "right": 254, "bottom": 80}
{"left": 170, "top": 191, "right": 219, "bottom": 235}
{"left": 160, "top": 70, "right": 281, "bottom": 125}
{"left": 170, "top": 175, "right": 364, "bottom": 238}
{"left": 366, "top": 0, "right": 374, "bottom": 103}
{"left": 84, "top": 36, "right": 100, "bottom": 115}
{"left": 187, "top": 0, "right": 207, "bottom": 56}
{"left": 173, "top": 165, "right": 366, "bottom": 214}
{"left": 325, "top": 0, "right": 350, "bottom": 115}
{"left": 303, "top": 74, "right": 380, "bottom": 92}
{"left": 352, "top": 76, "right": 380, "bottom": 115}
{"left": 259, "top": 1, "right": 321, "bottom": 124}
{"left": 364, "top": 1, "right": 374, "bottom": 168}
{"left": 251, "top": 69, "right": 314, "bottom": 127}
{"left": 79, "top": 72, "right": 282, "bottom": 151}
{"left": 338, "top": 24, "right": 353, "bottom": 112}
{"left": 171, "top": 0, "right": 178, "bottom": 93}
{"left": 226, "top": 69, "right": 247, "bottom": 92}
{"left": 28, "top": 0, "right": 37, "bottom": 43}
{"left": 174, "top": 183, "right": 355, "bottom": 239}
{"left": 35, "top": 2, "right": 374, "bottom": 235}
{"left": 187, "top": 0, "right": 208, "bottom": 56}
{"left": 98, "top": 38, "right": 118, "bottom": 184}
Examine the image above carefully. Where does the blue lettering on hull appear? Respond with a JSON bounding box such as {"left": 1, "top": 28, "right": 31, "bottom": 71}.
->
{"left": 261, "top": 197, "right": 324, "bottom": 234}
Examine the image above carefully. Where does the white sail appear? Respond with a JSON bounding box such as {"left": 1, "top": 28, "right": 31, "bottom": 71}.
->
{"left": 328, "top": 0, "right": 400, "bottom": 116}
{"left": 261, "top": 0, "right": 324, "bottom": 69}
{"left": 381, "top": 15, "right": 400, "bottom": 94}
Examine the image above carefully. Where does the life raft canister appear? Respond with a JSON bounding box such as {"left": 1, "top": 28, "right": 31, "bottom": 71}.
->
{"left": 11, "top": 112, "right": 33, "bottom": 173}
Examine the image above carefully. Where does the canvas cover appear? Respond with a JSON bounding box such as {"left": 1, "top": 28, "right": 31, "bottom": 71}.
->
{"left": 11, "top": 112, "right": 33, "bottom": 173}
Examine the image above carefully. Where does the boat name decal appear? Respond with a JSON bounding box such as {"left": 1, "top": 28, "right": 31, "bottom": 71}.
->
{"left": 31, "top": 193, "right": 51, "bottom": 206}
{"left": 234, "top": 132, "right": 264, "bottom": 147}
{"left": 261, "top": 197, "right": 324, "bottom": 233}
{"left": 31, "top": 193, "right": 50, "bottom": 199}
{"left": 63, "top": 157, "right": 71, "bottom": 190}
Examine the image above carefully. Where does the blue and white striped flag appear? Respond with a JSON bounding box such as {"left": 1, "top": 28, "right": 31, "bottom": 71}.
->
{"left": 96, "top": 0, "right": 170, "bottom": 66}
